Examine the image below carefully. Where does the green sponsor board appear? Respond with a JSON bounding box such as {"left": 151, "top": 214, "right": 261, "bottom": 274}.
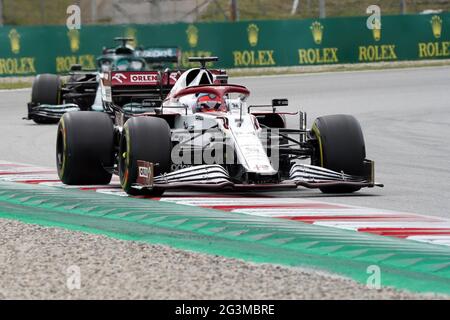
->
{"left": 0, "top": 13, "right": 449, "bottom": 77}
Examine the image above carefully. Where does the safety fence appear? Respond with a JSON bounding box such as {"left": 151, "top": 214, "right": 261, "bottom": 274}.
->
{"left": 0, "top": 13, "right": 449, "bottom": 76}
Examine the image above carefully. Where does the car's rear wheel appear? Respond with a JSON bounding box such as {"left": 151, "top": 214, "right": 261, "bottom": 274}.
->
{"left": 311, "top": 114, "right": 366, "bottom": 194}
{"left": 31, "top": 74, "right": 62, "bottom": 124}
{"left": 119, "top": 117, "right": 172, "bottom": 196}
{"left": 57, "top": 112, "right": 114, "bottom": 185}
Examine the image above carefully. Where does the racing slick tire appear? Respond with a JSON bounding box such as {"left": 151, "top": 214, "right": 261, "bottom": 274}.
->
{"left": 56, "top": 112, "right": 114, "bottom": 185}
{"left": 312, "top": 114, "right": 366, "bottom": 194}
{"left": 31, "top": 74, "right": 62, "bottom": 124}
{"left": 119, "top": 117, "right": 172, "bottom": 196}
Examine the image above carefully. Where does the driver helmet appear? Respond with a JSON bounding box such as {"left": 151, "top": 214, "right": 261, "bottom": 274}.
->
{"left": 195, "top": 93, "right": 224, "bottom": 112}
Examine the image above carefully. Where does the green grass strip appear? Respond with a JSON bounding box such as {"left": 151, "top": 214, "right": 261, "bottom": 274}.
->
{"left": 0, "top": 81, "right": 32, "bottom": 90}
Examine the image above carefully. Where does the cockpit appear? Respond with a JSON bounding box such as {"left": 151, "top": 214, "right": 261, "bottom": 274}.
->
{"left": 168, "top": 83, "right": 251, "bottom": 115}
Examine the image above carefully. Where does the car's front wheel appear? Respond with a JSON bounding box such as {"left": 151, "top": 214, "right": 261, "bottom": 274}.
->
{"left": 119, "top": 116, "right": 172, "bottom": 196}
{"left": 311, "top": 114, "right": 366, "bottom": 194}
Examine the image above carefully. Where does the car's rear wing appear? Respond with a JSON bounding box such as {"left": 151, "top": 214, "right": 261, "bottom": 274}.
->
{"left": 108, "top": 70, "right": 180, "bottom": 88}
{"left": 109, "top": 71, "right": 161, "bottom": 86}
{"left": 108, "top": 69, "right": 226, "bottom": 88}
{"left": 135, "top": 47, "right": 180, "bottom": 64}
{"left": 102, "top": 71, "right": 182, "bottom": 112}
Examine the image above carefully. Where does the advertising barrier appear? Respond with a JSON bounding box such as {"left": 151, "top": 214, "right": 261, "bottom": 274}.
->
{"left": 0, "top": 13, "right": 449, "bottom": 76}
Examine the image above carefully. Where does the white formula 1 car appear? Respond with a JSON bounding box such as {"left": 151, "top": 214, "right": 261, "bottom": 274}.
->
{"left": 56, "top": 57, "right": 382, "bottom": 195}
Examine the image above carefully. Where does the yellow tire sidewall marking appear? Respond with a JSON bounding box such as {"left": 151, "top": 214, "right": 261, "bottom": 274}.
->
{"left": 59, "top": 118, "right": 67, "bottom": 177}
{"left": 120, "top": 123, "right": 131, "bottom": 189}
{"left": 311, "top": 123, "right": 324, "bottom": 167}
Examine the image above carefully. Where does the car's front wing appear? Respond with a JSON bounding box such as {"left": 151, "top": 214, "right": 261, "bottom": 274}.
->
{"left": 25, "top": 103, "right": 80, "bottom": 123}
{"left": 132, "top": 162, "right": 383, "bottom": 192}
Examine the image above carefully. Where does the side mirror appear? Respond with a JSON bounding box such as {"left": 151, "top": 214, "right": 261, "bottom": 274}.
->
{"left": 214, "top": 74, "right": 228, "bottom": 84}
{"left": 272, "top": 99, "right": 288, "bottom": 107}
